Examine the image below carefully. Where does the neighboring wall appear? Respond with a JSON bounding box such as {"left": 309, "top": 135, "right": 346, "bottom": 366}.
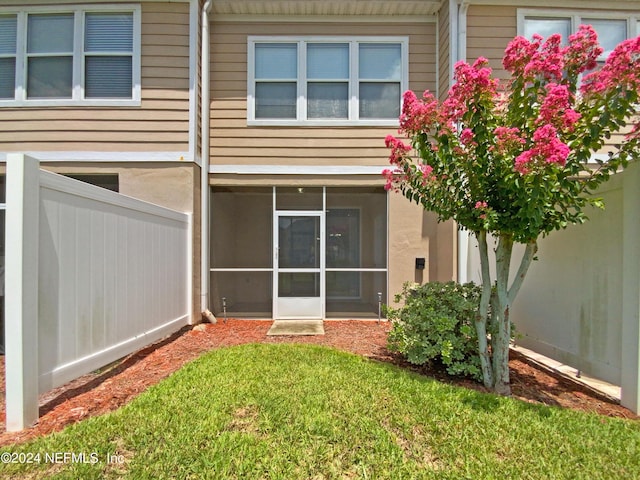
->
{"left": 209, "top": 20, "right": 437, "bottom": 166}
{"left": 511, "top": 178, "right": 625, "bottom": 385}
{"left": 464, "top": 164, "right": 640, "bottom": 412}
{"left": 0, "top": 2, "right": 192, "bottom": 154}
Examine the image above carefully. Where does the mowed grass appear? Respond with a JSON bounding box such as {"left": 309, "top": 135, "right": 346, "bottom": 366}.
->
{"left": 1, "top": 343, "right": 639, "bottom": 479}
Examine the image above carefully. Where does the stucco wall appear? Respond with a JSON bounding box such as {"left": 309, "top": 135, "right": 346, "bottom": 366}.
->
{"left": 387, "top": 191, "right": 456, "bottom": 306}
{"left": 465, "top": 164, "right": 640, "bottom": 412}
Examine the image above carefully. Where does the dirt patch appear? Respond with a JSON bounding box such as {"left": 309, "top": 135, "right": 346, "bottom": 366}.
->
{"left": 0, "top": 319, "right": 636, "bottom": 447}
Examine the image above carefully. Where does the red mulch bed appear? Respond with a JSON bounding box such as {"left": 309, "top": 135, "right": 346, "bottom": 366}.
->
{"left": 0, "top": 320, "right": 636, "bottom": 447}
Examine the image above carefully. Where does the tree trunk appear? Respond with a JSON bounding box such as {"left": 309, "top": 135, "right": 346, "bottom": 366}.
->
{"left": 491, "top": 235, "right": 514, "bottom": 396}
{"left": 475, "top": 230, "right": 494, "bottom": 389}
{"left": 472, "top": 232, "right": 538, "bottom": 396}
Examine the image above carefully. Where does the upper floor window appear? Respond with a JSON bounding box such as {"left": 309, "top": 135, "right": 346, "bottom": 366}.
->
{"left": 518, "top": 10, "right": 638, "bottom": 61}
{"left": 0, "top": 5, "right": 140, "bottom": 107}
{"left": 248, "top": 37, "right": 408, "bottom": 126}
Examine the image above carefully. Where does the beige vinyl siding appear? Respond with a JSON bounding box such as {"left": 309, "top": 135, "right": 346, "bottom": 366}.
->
{"left": 466, "top": 5, "right": 517, "bottom": 80}
{"left": 210, "top": 21, "right": 436, "bottom": 166}
{"left": 467, "top": 4, "right": 639, "bottom": 159}
{"left": 0, "top": 2, "right": 191, "bottom": 153}
{"left": 438, "top": 0, "right": 451, "bottom": 101}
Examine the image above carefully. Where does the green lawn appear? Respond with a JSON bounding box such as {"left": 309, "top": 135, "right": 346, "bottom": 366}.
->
{"left": 1, "top": 343, "right": 638, "bottom": 479}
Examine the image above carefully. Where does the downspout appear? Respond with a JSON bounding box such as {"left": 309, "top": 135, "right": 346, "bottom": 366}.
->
{"left": 201, "top": 0, "right": 214, "bottom": 319}
{"left": 449, "top": 0, "right": 458, "bottom": 92}
{"left": 456, "top": 0, "right": 471, "bottom": 284}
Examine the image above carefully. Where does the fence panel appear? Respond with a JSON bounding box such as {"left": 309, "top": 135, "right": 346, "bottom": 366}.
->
{"left": 5, "top": 155, "right": 192, "bottom": 431}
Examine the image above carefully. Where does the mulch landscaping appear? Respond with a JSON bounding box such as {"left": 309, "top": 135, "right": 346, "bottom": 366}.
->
{"left": 0, "top": 319, "right": 636, "bottom": 447}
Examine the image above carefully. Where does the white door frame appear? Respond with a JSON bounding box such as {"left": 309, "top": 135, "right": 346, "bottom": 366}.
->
{"left": 273, "top": 210, "right": 325, "bottom": 319}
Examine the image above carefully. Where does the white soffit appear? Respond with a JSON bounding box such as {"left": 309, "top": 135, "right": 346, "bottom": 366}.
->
{"left": 211, "top": 0, "right": 441, "bottom": 17}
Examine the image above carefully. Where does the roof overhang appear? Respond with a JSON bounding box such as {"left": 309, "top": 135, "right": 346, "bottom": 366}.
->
{"left": 210, "top": 0, "right": 442, "bottom": 17}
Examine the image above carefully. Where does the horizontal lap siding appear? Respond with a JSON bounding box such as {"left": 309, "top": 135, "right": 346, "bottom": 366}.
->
{"left": 467, "top": 5, "right": 517, "bottom": 80}
{"left": 0, "top": 2, "right": 191, "bottom": 153}
{"left": 210, "top": 21, "right": 436, "bottom": 166}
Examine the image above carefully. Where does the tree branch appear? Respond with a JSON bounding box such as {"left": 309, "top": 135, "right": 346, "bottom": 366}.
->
{"left": 507, "top": 241, "right": 538, "bottom": 305}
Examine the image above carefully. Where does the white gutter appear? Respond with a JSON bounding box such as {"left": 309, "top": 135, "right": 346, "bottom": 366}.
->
{"left": 449, "top": 0, "right": 458, "bottom": 90}
{"left": 455, "top": 0, "right": 471, "bottom": 284}
{"left": 201, "top": 0, "right": 213, "bottom": 314}
{"left": 458, "top": 1, "right": 469, "bottom": 67}
{"left": 188, "top": 0, "right": 200, "bottom": 164}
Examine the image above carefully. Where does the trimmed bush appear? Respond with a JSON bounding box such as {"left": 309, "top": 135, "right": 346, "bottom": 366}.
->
{"left": 386, "top": 281, "right": 484, "bottom": 381}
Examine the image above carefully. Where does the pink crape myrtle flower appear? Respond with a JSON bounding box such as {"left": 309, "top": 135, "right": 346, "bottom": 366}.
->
{"left": 385, "top": 134, "right": 412, "bottom": 166}
{"left": 442, "top": 58, "right": 498, "bottom": 124}
{"left": 382, "top": 168, "right": 401, "bottom": 191}
{"left": 460, "top": 128, "right": 475, "bottom": 146}
{"left": 418, "top": 162, "right": 435, "bottom": 184}
{"left": 504, "top": 33, "right": 567, "bottom": 82}
{"left": 537, "top": 84, "right": 581, "bottom": 132}
{"left": 582, "top": 35, "right": 640, "bottom": 96}
{"left": 626, "top": 122, "right": 640, "bottom": 141}
{"left": 493, "top": 126, "right": 525, "bottom": 155}
{"left": 514, "top": 125, "right": 570, "bottom": 174}
{"left": 503, "top": 35, "right": 542, "bottom": 76}
{"left": 399, "top": 90, "right": 439, "bottom": 136}
{"left": 565, "top": 25, "right": 602, "bottom": 75}
{"left": 474, "top": 201, "right": 489, "bottom": 220}
{"left": 524, "top": 34, "right": 565, "bottom": 82}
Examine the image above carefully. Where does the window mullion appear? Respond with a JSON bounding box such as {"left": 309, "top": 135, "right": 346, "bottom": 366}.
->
{"left": 298, "top": 40, "right": 305, "bottom": 121}
{"left": 15, "top": 12, "right": 26, "bottom": 101}
{"left": 247, "top": 40, "right": 255, "bottom": 121}
{"left": 74, "top": 10, "right": 82, "bottom": 100}
{"left": 572, "top": 14, "right": 580, "bottom": 35}
{"left": 350, "top": 40, "right": 358, "bottom": 121}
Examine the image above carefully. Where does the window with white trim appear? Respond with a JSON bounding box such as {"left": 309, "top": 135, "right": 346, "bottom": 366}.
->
{"left": 518, "top": 10, "right": 638, "bottom": 61}
{"left": 248, "top": 37, "right": 408, "bottom": 125}
{"left": 0, "top": 5, "right": 140, "bottom": 106}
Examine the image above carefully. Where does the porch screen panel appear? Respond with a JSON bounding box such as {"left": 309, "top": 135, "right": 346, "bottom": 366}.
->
{"left": 326, "top": 187, "right": 387, "bottom": 268}
{"left": 210, "top": 187, "right": 273, "bottom": 318}
{"left": 211, "top": 187, "right": 272, "bottom": 268}
{"left": 325, "top": 271, "right": 387, "bottom": 319}
{"left": 276, "top": 187, "right": 323, "bottom": 210}
{"left": 210, "top": 271, "right": 272, "bottom": 318}
{"left": 326, "top": 187, "right": 387, "bottom": 318}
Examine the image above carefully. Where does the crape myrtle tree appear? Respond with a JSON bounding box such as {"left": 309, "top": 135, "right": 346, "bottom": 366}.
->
{"left": 384, "top": 26, "right": 640, "bottom": 395}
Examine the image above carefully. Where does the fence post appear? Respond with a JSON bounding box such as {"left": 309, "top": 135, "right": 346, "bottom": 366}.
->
{"left": 621, "top": 162, "right": 640, "bottom": 414}
{"left": 5, "top": 154, "right": 40, "bottom": 431}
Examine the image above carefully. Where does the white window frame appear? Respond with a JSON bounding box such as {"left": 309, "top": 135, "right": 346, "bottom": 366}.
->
{"left": 517, "top": 9, "right": 639, "bottom": 61}
{"left": 247, "top": 36, "right": 409, "bottom": 126}
{"left": 0, "top": 4, "right": 141, "bottom": 107}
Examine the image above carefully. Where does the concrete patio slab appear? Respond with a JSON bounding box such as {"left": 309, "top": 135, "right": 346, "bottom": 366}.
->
{"left": 267, "top": 320, "right": 325, "bottom": 336}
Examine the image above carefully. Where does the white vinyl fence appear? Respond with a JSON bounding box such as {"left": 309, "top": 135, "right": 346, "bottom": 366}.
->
{"left": 5, "top": 155, "right": 192, "bottom": 431}
{"left": 464, "top": 162, "right": 640, "bottom": 413}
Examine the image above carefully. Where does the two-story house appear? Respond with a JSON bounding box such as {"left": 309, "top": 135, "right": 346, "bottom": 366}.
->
{"left": 1, "top": 0, "right": 638, "bottom": 324}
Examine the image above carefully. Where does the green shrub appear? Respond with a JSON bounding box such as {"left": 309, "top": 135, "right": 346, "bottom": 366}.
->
{"left": 385, "top": 281, "right": 485, "bottom": 381}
